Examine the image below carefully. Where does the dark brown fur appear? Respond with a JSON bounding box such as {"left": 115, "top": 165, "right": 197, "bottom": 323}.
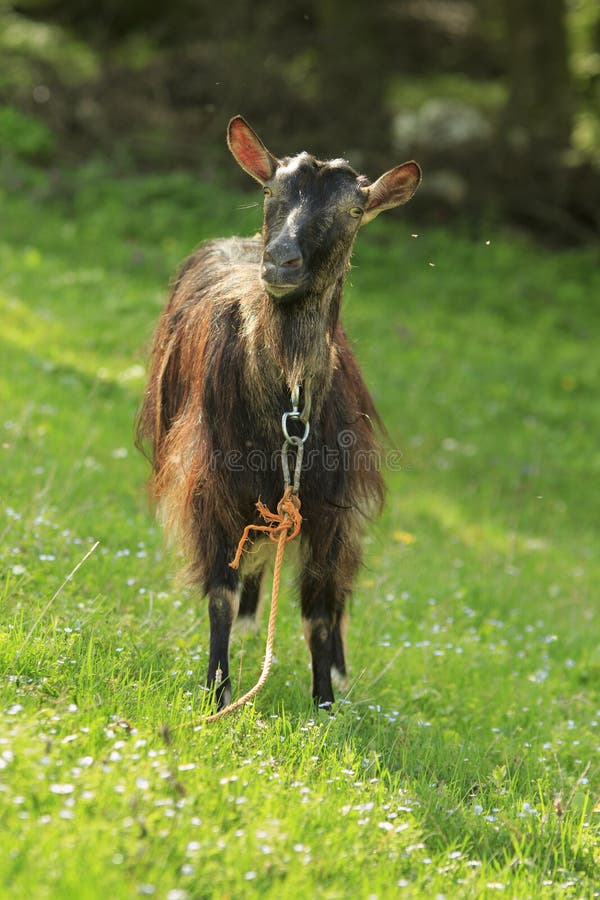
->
{"left": 137, "top": 118, "right": 420, "bottom": 709}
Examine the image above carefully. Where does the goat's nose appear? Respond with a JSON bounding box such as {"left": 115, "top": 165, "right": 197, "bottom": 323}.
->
{"left": 264, "top": 245, "right": 303, "bottom": 269}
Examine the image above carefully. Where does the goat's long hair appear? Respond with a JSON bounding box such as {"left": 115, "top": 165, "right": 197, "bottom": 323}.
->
{"left": 137, "top": 236, "right": 385, "bottom": 590}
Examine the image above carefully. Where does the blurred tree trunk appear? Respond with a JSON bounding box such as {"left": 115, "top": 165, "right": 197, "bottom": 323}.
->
{"left": 499, "top": 0, "right": 575, "bottom": 227}
{"left": 503, "top": 0, "right": 573, "bottom": 152}
{"left": 312, "top": 0, "right": 391, "bottom": 171}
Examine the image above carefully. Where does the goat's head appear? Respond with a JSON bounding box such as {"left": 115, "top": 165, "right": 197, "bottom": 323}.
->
{"left": 228, "top": 116, "right": 421, "bottom": 304}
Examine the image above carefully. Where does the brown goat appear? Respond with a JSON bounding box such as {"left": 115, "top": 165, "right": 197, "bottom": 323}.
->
{"left": 137, "top": 116, "right": 421, "bottom": 710}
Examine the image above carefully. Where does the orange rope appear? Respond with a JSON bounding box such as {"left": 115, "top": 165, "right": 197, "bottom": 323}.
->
{"left": 229, "top": 486, "right": 302, "bottom": 569}
{"left": 184, "top": 486, "right": 302, "bottom": 726}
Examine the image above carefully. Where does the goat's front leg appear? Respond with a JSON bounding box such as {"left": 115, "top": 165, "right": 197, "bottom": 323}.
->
{"left": 204, "top": 534, "right": 241, "bottom": 711}
{"left": 207, "top": 585, "right": 240, "bottom": 708}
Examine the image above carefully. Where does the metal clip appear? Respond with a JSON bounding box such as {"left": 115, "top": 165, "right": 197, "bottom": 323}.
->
{"left": 290, "top": 383, "right": 301, "bottom": 414}
{"left": 281, "top": 383, "right": 311, "bottom": 493}
{"left": 282, "top": 383, "right": 311, "bottom": 444}
{"left": 281, "top": 437, "right": 305, "bottom": 492}
{"left": 282, "top": 410, "right": 310, "bottom": 444}
{"left": 293, "top": 382, "right": 311, "bottom": 423}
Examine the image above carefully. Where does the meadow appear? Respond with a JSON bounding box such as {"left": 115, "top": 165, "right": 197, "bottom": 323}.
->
{"left": 1, "top": 164, "right": 599, "bottom": 898}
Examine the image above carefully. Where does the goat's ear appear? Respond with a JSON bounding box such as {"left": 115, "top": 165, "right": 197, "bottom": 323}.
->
{"left": 361, "top": 162, "right": 422, "bottom": 224}
{"left": 227, "top": 116, "right": 279, "bottom": 185}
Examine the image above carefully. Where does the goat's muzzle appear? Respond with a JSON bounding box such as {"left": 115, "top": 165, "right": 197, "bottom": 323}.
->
{"left": 261, "top": 251, "right": 306, "bottom": 300}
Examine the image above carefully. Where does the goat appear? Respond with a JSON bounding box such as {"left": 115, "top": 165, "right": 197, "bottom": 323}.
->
{"left": 137, "top": 116, "right": 421, "bottom": 710}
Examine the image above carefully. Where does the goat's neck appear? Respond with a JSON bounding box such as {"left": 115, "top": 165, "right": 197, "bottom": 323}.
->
{"left": 246, "top": 274, "right": 344, "bottom": 409}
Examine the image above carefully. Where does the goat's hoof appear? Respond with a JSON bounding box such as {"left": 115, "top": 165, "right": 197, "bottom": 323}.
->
{"left": 216, "top": 685, "right": 232, "bottom": 711}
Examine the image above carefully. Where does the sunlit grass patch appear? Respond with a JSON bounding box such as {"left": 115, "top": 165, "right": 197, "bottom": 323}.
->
{"left": 1, "top": 168, "right": 599, "bottom": 897}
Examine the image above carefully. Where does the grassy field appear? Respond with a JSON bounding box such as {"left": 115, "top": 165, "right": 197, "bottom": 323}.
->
{"left": 1, "top": 164, "right": 599, "bottom": 898}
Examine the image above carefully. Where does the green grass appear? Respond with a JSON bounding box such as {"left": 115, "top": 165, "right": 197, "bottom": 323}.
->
{"left": 1, "top": 164, "right": 599, "bottom": 898}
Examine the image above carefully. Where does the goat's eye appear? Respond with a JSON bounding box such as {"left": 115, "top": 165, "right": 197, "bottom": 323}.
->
{"left": 263, "top": 186, "right": 272, "bottom": 197}
{"left": 349, "top": 206, "right": 363, "bottom": 219}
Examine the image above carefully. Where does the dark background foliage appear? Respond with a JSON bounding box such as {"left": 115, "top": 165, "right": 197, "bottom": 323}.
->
{"left": 2, "top": 0, "right": 600, "bottom": 240}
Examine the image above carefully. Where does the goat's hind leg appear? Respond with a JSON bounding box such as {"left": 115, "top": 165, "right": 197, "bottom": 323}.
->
{"left": 237, "top": 566, "right": 265, "bottom": 629}
{"left": 331, "top": 609, "right": 348, "bottom": 687}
